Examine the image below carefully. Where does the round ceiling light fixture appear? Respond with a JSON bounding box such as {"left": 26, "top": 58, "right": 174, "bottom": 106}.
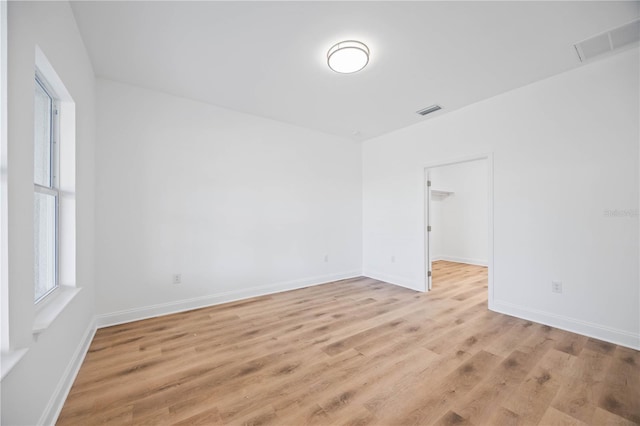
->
{"left": 327, "top": 40, "right": 370, "bottom": 74}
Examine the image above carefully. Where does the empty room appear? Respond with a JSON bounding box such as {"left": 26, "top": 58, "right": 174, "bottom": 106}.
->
{"left": 1, "top": 1, "right": 639, "bottom": 425}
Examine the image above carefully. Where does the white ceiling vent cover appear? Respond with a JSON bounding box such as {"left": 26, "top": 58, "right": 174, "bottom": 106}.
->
{"left": 575, "top": 19, "right": 640, "bottom": 62}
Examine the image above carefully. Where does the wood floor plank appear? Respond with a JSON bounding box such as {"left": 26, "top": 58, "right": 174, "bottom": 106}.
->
{"left": 590, "top": 407, "right": 639, "bottom": 426}
{"left": 387, "top": 350, "right": 503, "bottom": 425}
{"left": 538, "top": 406, "right": 588, "bottom": 426}
{"left": 432, "top": 410, "right": 474, "bottom": 426}
{"left": 452, "top": 349, "right": 541, "bottom": 425}
{"left": 57, "top": 261, "right": 640, "bottom": 426}
{"left": 596, "top": 345, "right": 640, "bottom": 423}
{"left": 501, "top": 348, "right": 576, "bottom": 425}
{"left": 550, "top": 377, "right": 597, "bottom": 424}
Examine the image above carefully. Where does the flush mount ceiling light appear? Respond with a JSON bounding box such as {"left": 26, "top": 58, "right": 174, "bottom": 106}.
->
{"left": 327, "top": 40, "right": 370, "bottom": 74}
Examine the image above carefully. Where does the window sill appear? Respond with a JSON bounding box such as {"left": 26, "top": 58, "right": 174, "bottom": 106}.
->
{"left": 1, "top": 348, "right": 28, "bottom": 380}
{"left": 33, "top": 286, "right": 81, "bottom": 336}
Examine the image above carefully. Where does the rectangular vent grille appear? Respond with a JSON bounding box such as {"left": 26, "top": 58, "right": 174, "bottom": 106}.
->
{"left": 575, "top": 18, "right": 640, "bottom": 62}
{"left": 417, "top": 104, "right": 442, "bottom": 116}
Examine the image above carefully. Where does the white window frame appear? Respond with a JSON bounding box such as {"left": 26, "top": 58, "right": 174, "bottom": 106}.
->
{"left": 33, "top": 72, "right": 60, "bottom": 304}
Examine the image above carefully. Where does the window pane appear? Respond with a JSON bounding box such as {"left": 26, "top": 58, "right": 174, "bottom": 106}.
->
{"left": 34, "top": 81, "right": 52, "bottom": 187}
{"left": 34, "top": 192, "right": 56, "bottom": 301}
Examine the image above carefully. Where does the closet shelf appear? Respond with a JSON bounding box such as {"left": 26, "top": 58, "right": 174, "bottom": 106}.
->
{"left": 431, "top": 189, "right": 454, "bottom": 199}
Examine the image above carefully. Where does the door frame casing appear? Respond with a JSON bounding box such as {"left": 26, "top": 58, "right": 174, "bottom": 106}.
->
{"left": 426, "top": 170, "right": 433, "bottom": 291}
{"left": 422, "top": 153, "right": 494, "bottom": 309}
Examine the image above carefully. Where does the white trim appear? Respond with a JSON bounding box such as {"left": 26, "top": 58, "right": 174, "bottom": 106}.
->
{"left": 432, "top": 256, "right": 488, "bottom": 267}
{"left": 362, "top": 270, "right": 421, "bottom": 292}
{"left": 0, "top": 0, "right": 9, "bottom": 353}
{"left": 96, "top": 271, "right": 362, "bottom": 328}
{"left": 35, "top": 46, "right": 73, "bottom": 102}
{"left": 38, "top": 319, "right": 97, "bottom": 426}
{"left": 492, "top": 299, "right": 640, "bottom": 351}
{"left": 421, "top": 152, "right": 494, "bottom": 171}
{"left": 426, "top": 170, "right": 432, "bottom": 291}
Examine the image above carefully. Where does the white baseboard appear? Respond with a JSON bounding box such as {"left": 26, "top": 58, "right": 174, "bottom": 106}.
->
{"left": 432, "top": 255, "right": 487, "bottom": 267}
{"left": 362, "top": 269, "right": 422, "bottom": 292}
{"left": 39, "top": 319, "right": 97, "bottom": 426}
{"left": 491, "top": 299, "right": 640, "bottom": 351}
{"left": 95, "top": 270, "right": 362, "bottom": 328}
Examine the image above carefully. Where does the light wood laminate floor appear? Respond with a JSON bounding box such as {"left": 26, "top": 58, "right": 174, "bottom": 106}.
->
{"left": 58, "top": 261, "right": 640, "bottom": 425}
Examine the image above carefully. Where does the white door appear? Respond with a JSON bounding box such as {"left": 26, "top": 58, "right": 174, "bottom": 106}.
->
{"left": 426, "top": 175, "right": 433, "bottom": 291}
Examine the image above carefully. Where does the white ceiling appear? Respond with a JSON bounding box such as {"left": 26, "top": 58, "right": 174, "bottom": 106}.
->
{"left": 70, "top": 1, "right": 639, "bottom": 141}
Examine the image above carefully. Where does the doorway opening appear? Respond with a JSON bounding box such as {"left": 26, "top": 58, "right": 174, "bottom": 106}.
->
{"left": 423, "top": 154, "right": 493, "bottom": 307}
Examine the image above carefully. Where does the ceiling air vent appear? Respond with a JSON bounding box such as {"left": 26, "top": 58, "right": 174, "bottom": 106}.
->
{"left": 417, "top": 104, "right": 442, "bottom": 116}
{"left": 574, "top": 18, "right": 640, "bottom": 62}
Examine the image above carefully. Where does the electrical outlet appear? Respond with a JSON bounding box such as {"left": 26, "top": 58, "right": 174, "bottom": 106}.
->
{"left": 324, "top": 255, "right": 329, "bottom": 263}
{"left": 173, "top": 274, "right": 182, "bottom": 284}
{"left": 551, "top": 281, "right": 562, "bottom": 294}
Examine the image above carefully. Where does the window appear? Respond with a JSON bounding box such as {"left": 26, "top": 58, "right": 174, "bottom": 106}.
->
{"left": 33, "top": 74, "right": 59, "bottom": 302}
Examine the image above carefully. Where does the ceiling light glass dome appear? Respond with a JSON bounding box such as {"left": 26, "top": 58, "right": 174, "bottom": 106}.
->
{"left": 327, "top": 40, "right": 370, "bottom": 74}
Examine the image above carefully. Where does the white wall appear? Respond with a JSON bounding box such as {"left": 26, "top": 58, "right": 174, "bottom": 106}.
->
{"left": 430, "top": 160, "right": 488, "bottom": 266}
{"left": 2, "top": 2, "right": 96, "bottom": 425}
{"left": 94, "top": 79, "right": 362, "bottom": 323}
{"left": 363, "top": 49, "right": 639, "bottom": 349}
